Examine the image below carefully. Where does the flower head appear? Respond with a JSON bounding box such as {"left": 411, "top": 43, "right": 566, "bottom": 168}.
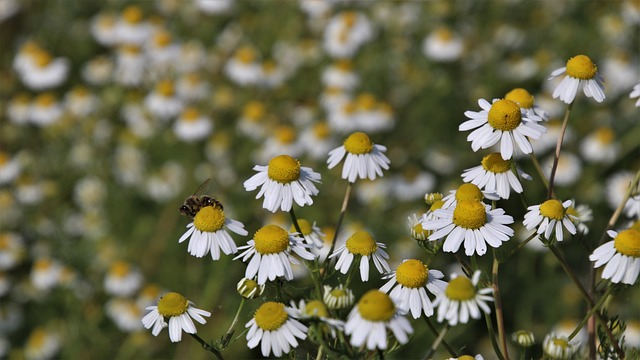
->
{"left": 245, "top": 301, "right": 308, "bottom": 357}
{"left": 244, "top": 155, "right": 321, "bottom": 212}
{"left": 590, "top": 229, "right": 640, "bottom": 285}
{"left": 329, "top": 230, "right": 390, "bottom": 281}
{"left": 434, "top": 271, "right": 493, "bottom": 326}
{"left": 523, "top": 199, "right": 577, "bottom": 242}
{"left": 504, "top": 87, "right": 549, "bottom": 121}
{"left": 549, "top": 54, "right": 605, "bottom": 104}
{"left": 141, "top": 292, "right": 211, "bottom": 342}
{"left": 323, "top": 284, "right": 355, "bottom": 310}
{"left": 461, "top": 152, "right": 531, "bottom": 200}
{"left": 236, "top": 277, "right": 265, "bottom": 299}
{"left": 327, "top": 132, "right": 390, "bottom": 183}
{"left": 542, "top": 333, "right": 580, "bottom": 359}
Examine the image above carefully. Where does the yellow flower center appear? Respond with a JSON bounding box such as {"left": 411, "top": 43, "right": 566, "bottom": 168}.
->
{"left": 156, "top": 80, "right": 174, "bottom": 97}
{"left": 487, "top": 99, "right": 522, "bottom": 131}
{"left": 435, "top": 26, "right": 454, "bottom": 41}
{"left": 552, "top": 337, "right": 570, "bottom": 348}
{"left": 594, "top": 127, "right": 615, "bottom": 144}
{"left": 267, "top": 155, "right": 301, "bottom": 183}
{"left": 0, "top": 152, "right": 8, "bottom": 166}
{"left": 458, "top": 356, "right": 475, "bottom": 360}
{"left": 110, "top": 261, "right": 131, "bottom": 278}
{"left": 613, "top": 229, "right": 640, "bottom": 258}
{"left": 342, "top": 11, "right": 357, "bottom": 27}
{"left": 566, "top": 55, "right": 598, "bottom": 80}
{"left": 344, "top": 132, "right": 374, "bottom": 155}
{"left": 157, "top": 292, "right": 189, "bottom": 317}
{"left": 430, "top": 200, "right": 445, "bottom": 211}
{"left": 455, "top": 183, "right": 484, "bottom": 202}
{"left": 141, "top": 284, "right": 161, "bottom": 299}
{"left": 356, "top": 93, "right": 377, "bottom": 111}
{"left": 243, "top": 101, "right": 265, "bottom": 120}
{"left": 236, "top": 46, "right": 257, "bottom": 64}
{"left": 275, "top": 126, "right": 296, "bottom": 144}
{"left": 122, "top": 6, "right": 143, "bottom": 24}
{"left": 304, "top": 300, "right": 329, "bottom": 318}
{"left": 330, "top": 287, "right": 346, "bottom": 298}
{"left": 34, "top": 50, "right": 52, "bottom": 67}
{"left": 411, "top": 222, "right": 430, "bottom": 240}
{"left": 153, "top": 31, "right": 172, "bottom": 47}
{"left": 254, "top": 302, "right": 288, "bottom": 331}
{"left": 452, "top": 200, "right": 487, "bottom": 229}
{"left": 313, "top": 122, "right": 331, "bottom": 139}
{"left": 445, "top": 276, "right": 476, "bottom": 301}
{"left": 395, "top": 259, "right": 428, "bottom": 288}
{"left": 630, "top": 220, "right": 640, "bottom": 232}
{"left": 539, "top": 199, "right": 565, "bottom": 220}
{"left": 253, "top": 225, "right": 290, "bottom": 255}
{"left": 482, "top": 153, "right": 511, "bottom": 174}
{"left": 71, "top": 86, "right": 89, "bottom": 97}
{"left": 504, "top": 88, "right": 535, "bottom": 109}
{"left": 290, "top": 219, "right": 312, "bottom": 235}
{"left": 193, "top": 206, "right": 225, "bottom": 233}
{"left": 34, "top": 258, "right": 52, "bottom": 271}
{"left": 121, "top": 45, "right": 141, "bottom": 55}
{"left": 345, "top": 230, "right": 378, "bottom": 256}
{"left": 35, "top": 93, "right": 56, "bottom": 107}
{"left": 357, "top": 290, "right": 395, "bottom": 322}
{"left": 336, "top": 59, "right": 352, "bottom": 71}
{"left": 27, "top": 328, "right": 47, "bottom": 348}
{"left": 237, "top": 278, "right": 261, "bottom": 298}
{"left": 181, "top": 107, "right": 200, "bottom": 122}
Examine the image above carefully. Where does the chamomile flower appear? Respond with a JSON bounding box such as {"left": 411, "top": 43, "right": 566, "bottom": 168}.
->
{"left": 115, "top": 6, "right": 152, "bottom": 46}
{"left": 589, "top": 229, "right": 640, "bottom": 285}
{"left": 224, "top": 46, "right": 262, "bottom": 86}
{"left": 408, "top": 213, "right": 431, "bottom": 241}
{"left": 440, "top": 183, "right": 499, "bottom": 212}
{"left": 344, "top": 290, "right": 413, "bottom": 350}
{"left": 7, "top": 93, "right": 31, "bottom": 125}
{"left": 178, "top": 204, "right": 247, "bottom": 260}
{"left": 541, "top": 152, "right": 582, "bottom": 187}
{"left": 549, "top": 54, "right": 606, "bottom": 104}
{"left": 327, "top": 132, "right": 390, "bottom": 183}
{"left": 379, "top": 259, "right": 447, "bottom": 318}
{"left": 289, "top": 299, "right": 344, "bottom": 336}
{"left": 255, "top": 126, "right": 304, "bottom": 164}
{"left": 322, "top": 60, "right": 360, "bottom": 90}
{"left": 461, "top": 152, "right": 531, "bottom": 200}
{"left": 504, "top": 87, "right": 549, "bottom": 121}
{"left": 144, "top": 80, "right": 183, "bottom": 121}
{"left": 106, "top": 298, "right": 144, "bottom": 332}
{"left": 630, "top": 83, "right": 640, "bottom": 107}
{"left": 0, "top": 232, "right": 25, "bottom": 270}
{"left": 422, "top": 198, "right": 514, "bottom": 256}
{"left": 460, "top": 98, "right": 546, "bottom": 160}
{"left": 172, "top": 107, "right": 213, "bottom": 142}
{"left": 24, "top": 327, "right": 60, "bottom": 360}
{"left": 434, "top": 271, "right": 493, "bottom": 326}
{"left": 422, "top": 26, "right": 464, "bottom": 62}
{"left": 30, "top": 93, "right": 63, "bottom": 127}
{"left": 579, "top": 126, "right": 620, "bottom": 164}
{"left": 606, "top": 170, "right": 640, "bottom": 219}
{"left": 523, "top": 199, "right": 577, "bottom": 242}
{"left": 542, "top": 333, "right": 580, "bottom": 359}
{"left": 566, "top": 202, "right": 593, "bottom": 235}
{"left": 323, "top": 11, "right": 374, "bottom": 59}
{"left": 234, "top": 224, "right": 316, "bottom": 285}
{"left": 299, "top": 121, "right": 337, "bottom": 161}
{"left": 0, "top": 152, "right": 21, "bottom": 185}
{"left": 329, "top": 230, "right": 390, "bottom": 281}
{"left": 31, "top": 257, "right": 63, "bottom": 291}
{"left": 512, "top": 330, "right": 535, "bottom": 347}
{"left": 114, "top": 45, "right": 145, "bottom": 87}
{"left": 236, "top": 277, "right": 265, "bottom": 299}
{"left": 104, "top": 260, "right": 143, "bottom": 297}
{"left": 243, "top": 155, "right": 321, "bottom": 213}
{"left": 245, "top": 301, "right": 308, "bottom": 357}
{"left": 18, "top": 49, "right": 69, "bottom": 90}
{"left": 289, "top": 218, "right": 324, "bottom": 248}
{"left": 323, "top": 284, "right": 355, "bottom": 310}
{"left": 141, "top": 292, "right": 211, "bottom": 342}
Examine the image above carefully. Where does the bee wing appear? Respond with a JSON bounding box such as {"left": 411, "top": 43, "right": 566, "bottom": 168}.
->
{"left": 192, "top": 178, "right": 212, "bottom": 197}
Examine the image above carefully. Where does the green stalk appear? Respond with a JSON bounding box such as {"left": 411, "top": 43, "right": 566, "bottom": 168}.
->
{"left": 547, "top": 102, "right": 574, "bottom": 200}
{"left": 321, "top": 182, "right": 353, "bottom": 274}
{"left": 189, "top": 333, "right": 224, "bottom": 360}
{"left": 492, "top": 254, "right": 510, "bottom": 360}
{"left": 422, "top": 316, "right": 457, "bottom": 358}
{"left": 423, "top": 323, "right": 450, "bottom": 360}
{"left": 221, "top": 298, "right": 245, "bottom": 348}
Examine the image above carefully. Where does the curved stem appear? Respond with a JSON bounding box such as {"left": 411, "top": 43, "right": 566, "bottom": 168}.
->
{"left": 484, "top": 311, "right": 506, "bottom": 360}
{"left": 492, "top": 254, "right": 510, "bottom": 360}
{"left": 547, "top": 102, "right": 574, "bottom": 199}
{"left": 289, "top": 208, "right": 323, "bottom": 298}
{"left": 221, "top": 298, "right": 245, "bottom": 348}
{"left": 423, "top": 323, "right": 450, "bottom": 360}
{"left": 189, "top": 333, "right": 224, "bottom": 360}
{"left": 322, "top": 183, "right": 353, "bottom": 273}
{"left": 569, "top": 286, "right": 614, "bottom": 342}
{"left": 422, "top": 316, "right": 457, "bottom": 358}
{"left": 528, "top": 151, "right": 549, "bottom": 194}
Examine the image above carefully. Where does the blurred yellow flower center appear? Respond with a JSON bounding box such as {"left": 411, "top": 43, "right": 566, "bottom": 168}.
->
{"left": 34, "top": 258, "right": 53, "bottom": 271}
{"left": 267, "top": 155, "right": 301, "bottom": 183}
{"left": 412, "top": 222, "right": 429, "bottom": 240}
{"left": 154, "top": 31, "right": 172, "bottom": 47}
{"left": 255, "top": 302, "right": 288, "bottom": 331}
{"left": 613, "top": 229, "right": 640, "bottom": 258}
{"left": 482, "top": 153, "right": 511, "bottom": 174}
{"left": 357, "top": 290, "right": 395, "bottom": 322}
{"left": 505, "top": 88, "right": 535, "bottom": 109}
{"left": 566, "top": 206, "right": 579, "bottom": 222}
{"left": 396, "top": 259, "right": 428, "bottom": 288}
{"left": 121, "top": 45, "right": 141, "bottom": 55}
{"left": 356, "top": 93, "right": 377, "bottom": 111}
{"left": 35, "top": 93, "right": 56, "bottom": 107}
{"left": 0, "top": 153, "right": 9, "bottom": 166}
{"left": 539, "top": 199, "right": 565, "bottom": 220}
{"left": 330, "top": 287, "right": 346, "bottom": 297}
{"left": 290, "top": 219, "right": 312, "bottom": 235}
{"left": 110, "top": 261, "right": 131, "bottom": 277}
{"left": 157, "top": 292, "right": 188, "bottom": 317}
{"left": 254, "top": 225, "right": 289, "bottom": 254}
{"left": 141, "top": 284, "right": 161, "bottom": 299}
{"left": 566, "top": 55, "right": 597, "bottom": 80}
{"left": 344, "top": 132, "right": 374, "bottom": 154}
{"left": 304, "top": 300, "right": 329, "bottom": 317}
{"left": 445, "top": 276, "right": 476, "bottom": 300}
{"left": 630, "top": 220, "right": 640, "bottom": 232}
{"left": 435, "top": 27, "right": 454, "bottom": 41}
{"left": 181, "top": 107, "right": 200, "bottom": 122}
{"left": 156, "top": 80, "right": 174, "bottom": 97}
{"left": 243, "top": 101, "right": 265, "bottom": 120}
{"left": 455, "top": 183, "right": 484, "bottom": 201}
{"left": 336, "top": 59, "right": 352, "bottom": 71}
{"left": 430, "top": 199, "right": 445, "bottom": 211}
{"left": 122, "top": 6, "right": 143, "bottom": 24}
{"left": 313, "top": 122, "right": 331, "bottom": 139}
{"left": 453, "top": 200, "right": 487, "bottom": 229}
{"left": 488, "top": 99, "right": 522, "bottom": 131}
{"left": 13, "top": 94, "right": 30, "bottom": 105}
{"left": 594, "top": 127, "right": 615, "bottom": 144}
{"left": 193, "top": 206, "right": 225, "bottom": 232}
{"left": 0, "top": 234, "right": 9, "bottom": 249}
{"left": 27, "top": 328, "right": 47, "bottom": 348}
{"left": 342, "top": 11, "right": 357, "bottom": 27}
{"left": 345, "top": 230, "right": 377, "bottom": 256}
{"left": 236, "top": 47, "right": 257, "bottom": 64}
{"left": 458, "top": 356, "right": 475, "bottom": 360}
{"left": 262, "top": 60, "right": 277, "bottom": 73}
{"left": 275, "top": 126, "right": 296, "bottom": 144}
{"left": 238, "top": 278, "right": 261, "bottom": 298}
{"left": 552, "top": 337, "right": 570, "bottom": 348}
{"left": 34, "top": 50, "right": 52, "bottom": 67}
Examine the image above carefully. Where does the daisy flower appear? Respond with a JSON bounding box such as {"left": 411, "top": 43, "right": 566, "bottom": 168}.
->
{"left": 329, "top": 230, "right": 390, "bottom": 282}
{"left": 542, "top": 333, "right": 580, "bottom": 359}
{"left": 630, "top": 83, "right": 640, "bottom": 107}
{"left": 141, "top": 292, "right": 211, "bottom": 343}
{"left": 244, "top": 155, "right": 321, "bottom": 213}
{"left": 541, "top": 152, "right": 582, "bottom": 187}
{"left": 24, "top": 328, "right": 60, "bottom": 360}
{"left": 321, "top": 59, "right": 360, "bottom": 90}
{"left": 178, "top": 204, "right": 248, "bottom": 260}
{"left": 234, "top": 224, "right": 316, "bottom": 285}
{"left": 434, "top": 271, "right": 493, "bottom": 326}
{"left": 512, "top": 330, "right": 535, "bottom": 347}
{"left": 144, "top": 80, "right": 183, "bottom": 121}
{"left": 289, "top": 299, "right": 344, "bottom": 336}
{"left": 579, "top": 126, "right": 620, "bottom": 164}
{"left": 327, "top": 132, "right": 390, "bottom": 183}
{"left": 461, "top": 152, "right": 531, "bottom": 200}
{"left": 460, "top": 98, "right": 546, "bottom": 160}
{"left": 523, "top": 199, "right": 577, "bottom": 242}
{"left": 408, "top": 213, "right": 431, "bottom": 241}
{"left": 566, "top": 202, "right": 593, "bottom": 235}
{"left": 245, "top": 301, "right": 308, "bottom": 358}
{"left": 379, "top": 259, "right": 447, "bottom": 319}
{"left": 323, "top": 11, "right": 374, "bottom": 59}
{"left": 172, "top": 107, "right": 213, "bottom": 142}
{"left": 549, "top": 54, "right": 605, "bottom": 104}
{"left": 289, "top": 218, "right": 324, "bottom": 248}
{"left": 103, "top": 260, "right": 143, "bottom": 297}
{"left": 422, "top": 199, "right": 514, "bottom": 256}
{"left": 0, "top": 152, "right": 21, "bottom": 185}
{"left": 236, "top": 277, "right": 265, "bottom": 299}
{"left": 504, "top": 87, "right": 549, "bottom": 121}
{"left": 605, "top": 171, "right": 640, "bottom": 219}
{"left": 446, "top": 355, "right": 484, "bottom": 360}
{"left": 422, "top": 26, "right": 464, "bottom": 63}
{"left": 344, "top": 290, "right": 413, "bottom": 350}
{"left": 589, "top": 229, "right": 640, "bottom": 285}
{"left": 323, "top": 284, "right": 355, "bottom": 310}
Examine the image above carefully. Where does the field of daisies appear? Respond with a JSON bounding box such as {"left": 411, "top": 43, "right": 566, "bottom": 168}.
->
{"left": 1, "top": 0, "right": 639, "bottom": 359}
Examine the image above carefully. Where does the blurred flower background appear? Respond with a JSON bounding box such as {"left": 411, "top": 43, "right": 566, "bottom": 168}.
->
{"left": 0, "top": 0, "right": 639, "bottom": 358}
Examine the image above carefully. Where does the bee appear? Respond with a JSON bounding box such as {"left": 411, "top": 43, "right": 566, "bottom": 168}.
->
{"left": 179, "top": 179, "right": 223, "bottom": 218}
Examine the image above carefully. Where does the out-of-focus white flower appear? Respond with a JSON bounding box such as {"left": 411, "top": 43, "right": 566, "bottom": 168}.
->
{"left": 24, "top": 327, "right": 60, "bottom": 360}
{"left": 224, "top": 46, "right": 262, "bottom": 86}
{"left": 31, "top": 258, "right": 63, "bottom": 291}
{"left": 579, "top": 126, "right": 620, "bottom": 164}
{"left": 114, "top": 45, "right": 145, "bottom": 87}
{"left": 422, "top": 26, "right": 464, "bottom": 62}
{"left": 195, "top": 0, "right": 234, "bottom": 14}
{"left": 255, "top": 126, "right": 304, "bottom": 164}
{"left": 0, "top": 0, "right": 20, "bottom": 23}
{"left": 173, "top": 108, "right": 213, "bottom": 142}
{"left": 542, "top": 152, "right": 582, "bottom": 187}
{"left": 176, "top": 72, "right": 210, "bottom": 101}
{"left": 115, "top": 6, "right": 152, "bottom": 45}
{"left": 30, "top": 93, "right": 63, "bottom": 127}
{"left": 323, "top": 11, "right": 374, "bottom": 58}
{"left": 64, "top": 86, "right": 99, "bottom": 117}
{"left": 300, "top": 121, "right": 337, "bottom": 161}
{"left": 322, "top": 59, "right": 360, "bottom": 90}
{"left": 630, "top": 83, "right": 640, "bottom": 107}
{"left": 90, "top": 12, "right": 119, "bottom": 47}
{"left": 144, "top": 80, "right": 183, "bottom": 121}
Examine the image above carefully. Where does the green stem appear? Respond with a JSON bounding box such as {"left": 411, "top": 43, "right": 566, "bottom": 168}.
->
{"left": 189, "top": 333, "right": 224, "bottom": 360}
{"left": 289, "top": 208, "right": 323, "bottom": 298}
{"left": 547, "top": 102, "right": 574, "bottom": 199}
{"left": 569, "top": 286, "right": 614, "bottom": 342}
{"left": 492, "top": 254, "right": 510, "bottom": 360}
{"left": 221, "top": 298, "right": 245, "bottom": 348}
{"left": 422, "top": 316, "right": 457, "bottom": 358}
{"left": 322, "top": 183, "right": 353, "bottom": 273}
{"left": 423, "top": 323, "right": 450, "bottom": 360}
{"left": 508, "top": 232, "right": 538, "bottom": 258}
{"left": 596, "top": 169, "right": 640, "bottom": 247}
{"left": 528, "top": 151, "right": 549, "bottom": 194}
{"left": 484, "top": 311, "right": 506, "bottom": 360}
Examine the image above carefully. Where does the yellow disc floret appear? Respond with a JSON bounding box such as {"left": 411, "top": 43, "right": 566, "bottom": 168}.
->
{"left": 290, "top": 219, "right": 312, "bottom": 235}
{"left": 455, "top": 183, "right": 484, "bottom": 202}
{"left": 345, "top": 230, "right": 378, "bottom": 256}
{"left": 267, "top": 155, "right": 301, "bottom": 183}
{"left": 181, "top": 107, "right": 200, "bottom": 122}
{"left": 411, "top": 222, "right": 430, "bottom": 240}
{"left": 156, "top": 80, "right": 174, "bottom": 97}
{"left": 313, "top": 122, "right": 331, "bottom": 139}
{"left": 395, "top": 259, "right": 429, "bottom": 288}
{"left": 453, "top": 200, "right": 487, "bottom": 229}
{"left": 304, "top": 300, "right": 329, "bottom": 318}
{"left": 122, "top": 6, "right": 143, "bottom": 24}
{"left": 539, "top": 199, "right": 566, "bottom": 221}
{"left": 482, "top": 153, "right": 511, "bottom": 174}
{"left": 613, "top": 229, "right": 640, "bottom": 258}
{"left": 429, "top": 199, "right": 445, "bottom": 211}
{"left": 458, "top": 356, "right": 475, "bottom": 360}
{"left": 445, "top": 276, "right": 476, "bottom": 301}
{"left": 157, "top": 292, "right": 189, "bottom": 317}
{"left": 193, "top": 206, "right": 225, "bottom": 232}
{"left": 254, "top": 302, "right": 288, "bottom": 331}
{"left": 357, "top": 290, "right": 395, "bottom": 322}
{"left": 594, "top": 127, "right": 615, "bottom": 144}
{"left": 110, "top": 260, "right": 131, "bottom": 278}
{"left": 344, "top": 132, "right": 374, "bottom": 155}
{"left": 274, "top": 126, "right": 296, "bottom": 144}
{"left": 505, "top": 88, "right": 535, "bottom": 109}
{"left": 253, "top": 224, "right": 290, "bottom": 255}
{"left": 566, "top": 55, "right": 598, "bottom": 80}
{"left": 488, "top": 99, "right": 522, "bottom": 132}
